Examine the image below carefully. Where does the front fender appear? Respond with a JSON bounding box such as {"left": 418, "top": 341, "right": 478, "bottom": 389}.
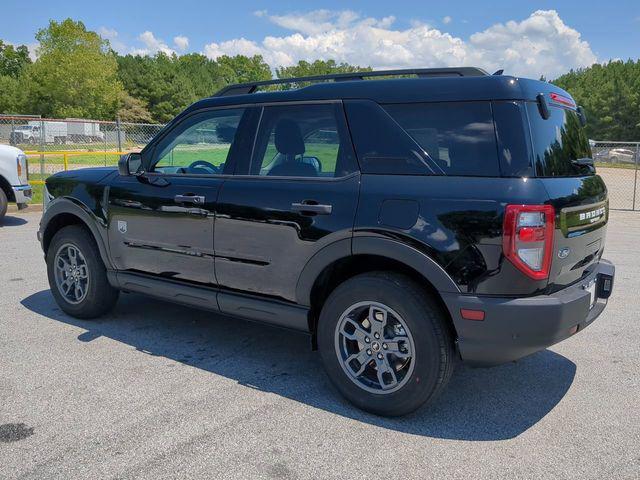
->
{"left": 39, "top": 197, "right": 113, "bottom": 269}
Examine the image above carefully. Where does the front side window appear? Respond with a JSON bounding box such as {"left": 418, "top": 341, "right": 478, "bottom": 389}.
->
{"left": 526, "top": 103, "right": 593, "bottom": 177}
{"left": 151, "top": 108, "right": 247, "bottom": 175}
{"left": 245, "top": 103, "right": 357, "bottom": 178}
{"left": 383, "top": 101, "right": 500, "bottom": 176}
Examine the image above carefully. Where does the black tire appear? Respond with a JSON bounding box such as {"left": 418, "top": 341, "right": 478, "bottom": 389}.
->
{"left": 46, "top": 225, "right": 119, "bottom": 319}
{"left": 318, "top": 272, "right": 456, "bottom": 416}
{"left": 0, "top": 188, "right": 7, "bottom": 221}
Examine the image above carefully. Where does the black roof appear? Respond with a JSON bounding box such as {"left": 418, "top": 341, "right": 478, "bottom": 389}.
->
{"left": 179, "top": 70, "right": 574, "bottom": 119}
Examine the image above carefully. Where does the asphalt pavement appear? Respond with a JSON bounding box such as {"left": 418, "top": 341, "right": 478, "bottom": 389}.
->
{"left": 1, "top": 210, "right": 638, "bottom": 479}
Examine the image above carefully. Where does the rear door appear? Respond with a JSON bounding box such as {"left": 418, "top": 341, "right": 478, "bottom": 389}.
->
{"left": 526, "top": 99, "right": 608, "bottom": 291}
{"left": 214, "top": 102, "right": 360, "bottom": 303}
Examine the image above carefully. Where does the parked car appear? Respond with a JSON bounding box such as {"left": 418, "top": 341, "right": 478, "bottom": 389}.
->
{"left": 608, "top": 148, "right": 636, "bottom": 164}
{"left": 0, "top": 144, "right": 31, "bottom": 220}
{"left": 38, "top": 68, "right": 615, "bottom": 416}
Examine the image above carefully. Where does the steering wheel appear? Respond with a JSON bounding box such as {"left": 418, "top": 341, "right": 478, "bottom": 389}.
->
{"left": 187, "top": 160, "right": 219, "bottom": 174}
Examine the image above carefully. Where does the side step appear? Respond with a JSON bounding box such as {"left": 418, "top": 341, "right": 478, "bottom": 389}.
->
{"left": 108, "top": 271, "right": 310, "bottom": 332}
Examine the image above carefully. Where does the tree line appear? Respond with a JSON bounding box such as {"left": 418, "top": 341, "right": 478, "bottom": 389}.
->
{"left": 552, "top": 61, "right": 640, "bottom": 141}
{"left": 1, "top": 18, "right": 638, "bottom": 141}
{"left": 0, "top": 19, "right": 367, "bottom": 124}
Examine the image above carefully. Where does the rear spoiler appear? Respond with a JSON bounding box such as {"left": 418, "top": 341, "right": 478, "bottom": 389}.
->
{"left": 536, "top": 92, "right": 587, "bottom": 126}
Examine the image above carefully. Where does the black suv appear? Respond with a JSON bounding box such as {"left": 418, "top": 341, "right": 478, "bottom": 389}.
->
{"left": 38, "top": 68, "right": 615, "bottom": 416}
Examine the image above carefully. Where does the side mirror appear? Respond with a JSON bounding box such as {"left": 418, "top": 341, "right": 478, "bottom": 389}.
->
{"left": 118, "top": 152, "right": 143, "bottom": 176}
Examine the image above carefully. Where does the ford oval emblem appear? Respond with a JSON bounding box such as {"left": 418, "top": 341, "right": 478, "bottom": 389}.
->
{"left": 558, "top": 247, "right": 570, "bottom": 259}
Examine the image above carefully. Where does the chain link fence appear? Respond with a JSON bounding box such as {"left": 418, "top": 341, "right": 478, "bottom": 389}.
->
{"left": 0, "top": 115, "right": 164, "bottom": 180}
{"left": 592, "top": 141, "right": 639, "bottom": 211}
{"left": 1, "top": 115, "right": 639, "bottom": 210}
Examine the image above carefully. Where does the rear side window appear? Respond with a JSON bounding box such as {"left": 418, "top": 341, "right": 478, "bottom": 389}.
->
{"left": 384, "top": 102, "right": 500, "bottom": 176}
{"left": 344, "top": 100, "right": 437, "bottom": 175}
{"left": 526, "top": 103, "right": 593, "bottom": 177}
{"left": 493, "top": 101, "right": 534, "bottom": 177}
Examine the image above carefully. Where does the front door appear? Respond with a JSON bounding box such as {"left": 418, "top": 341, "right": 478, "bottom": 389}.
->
{"left": 215, "top": 102, "right": 360, "bottom": 302}
{"left": 107, "top": 106, "right": 256, "bottom": 285}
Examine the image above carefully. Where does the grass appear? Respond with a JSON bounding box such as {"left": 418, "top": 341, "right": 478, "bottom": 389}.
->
{"left": 595, "top": 162, "right": 637, "bottom": 170}
{"left": 26, "top": 152, "right": 123, "bottom": 166}
{"left": 22, "top": 143, "right": 343, "bottom": 207}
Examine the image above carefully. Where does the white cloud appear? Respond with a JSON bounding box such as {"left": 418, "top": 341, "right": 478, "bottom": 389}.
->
{"left": 173, "top": 35, "right": 189, "bottom": 51}
{"left": 443, "top": 16, "right": 452, "bottom": 25}
{"left": 203, "top": 9, "right": 597, "bottom": 79}
{"left": 133, "top": 31, "right": 175, "bottom": 56}
{"left": 98, "top": 27, "right": 118, "bottom": 39}
{"left": 98, "top": 27, "right": 128, "bottom": 54}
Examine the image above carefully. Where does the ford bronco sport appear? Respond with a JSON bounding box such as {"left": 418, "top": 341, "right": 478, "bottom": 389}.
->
{"left": 38, "top": 68, "right": 615, "bottom": 416}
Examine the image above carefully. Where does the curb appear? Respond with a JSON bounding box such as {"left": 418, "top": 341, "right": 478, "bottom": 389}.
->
{"left": 7, "top": 203, "right": 44, "bottom": 213}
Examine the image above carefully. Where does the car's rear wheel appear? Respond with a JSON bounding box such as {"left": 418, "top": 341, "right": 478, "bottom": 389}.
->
{"left": 46, "top": 225, "right": 119, "bottom": 319}
{"left": 318, "top": 272, "right": 456, "bottom": 416}
{"left": 0, "top": 188, "right": 7, "bottom": 220}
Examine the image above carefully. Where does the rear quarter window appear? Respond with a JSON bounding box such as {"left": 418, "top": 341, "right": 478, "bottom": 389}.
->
{"left": 383, "top": 102, "right": 500, "bottom": 177}
{"left": 526, "top": 103, "right": 593, "bottom": 177}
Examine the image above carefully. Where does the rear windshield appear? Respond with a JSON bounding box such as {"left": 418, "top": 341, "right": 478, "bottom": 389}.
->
{"left": 527, "top": 103, "right": 593, "bottom": 177}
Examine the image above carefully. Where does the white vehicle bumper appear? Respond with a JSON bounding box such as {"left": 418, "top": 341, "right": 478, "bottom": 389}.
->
{"left": 12, "top": 184, "right": 32, "bottom": 207}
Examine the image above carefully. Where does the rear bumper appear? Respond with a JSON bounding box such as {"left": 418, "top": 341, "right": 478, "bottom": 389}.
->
{"left": 12, "top": 184, "right": 32, "bottom": 207}
{"left": 442, "top": 259, "right": 615, "bottom": 366}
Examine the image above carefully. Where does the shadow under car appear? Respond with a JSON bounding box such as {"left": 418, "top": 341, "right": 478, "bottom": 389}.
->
{"left": 21, "top": 289, "right": 576, "bottom": 441}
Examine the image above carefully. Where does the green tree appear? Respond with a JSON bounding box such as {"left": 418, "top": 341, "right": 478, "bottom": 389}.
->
{"left": 276, "top": 59, "right": 371, "bottom": 89}
{"left": 216, "top": 54, "right": 272, "bottom": 85}
{"left": 553, "top": 60, "right": 640, "bottom": 141}
{"left": 0, "top": 40, "right": 31, "bottom": 77}
{"left": 276, "top": 59, "right": 370, "bottom": 79}
{"left": 117, "top": 53, "right": 272, "bottom": 122}
{"left": 0, "top": 40, "right": 31, "bottom": 113}
{"left": 117, "top": 92, "right": 154, "bottom": 123}
{"left": 0, "top": 75, "right": 20, "bottom": 113}
{"left": 117, "top": 53, "right": 194, "bottom": 123}
{"left": 21, "top": 18, "right": 123, "bottom": 119}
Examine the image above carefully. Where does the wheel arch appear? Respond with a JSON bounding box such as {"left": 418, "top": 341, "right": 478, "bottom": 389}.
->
{"left": 0, "top": 174, "right": 16, "bottom": 202}
{"left": 41, "top": 199, "right": 113, "bottom": 269}
{"left": 297, "top": 236, "right": 460, "bottom": 339}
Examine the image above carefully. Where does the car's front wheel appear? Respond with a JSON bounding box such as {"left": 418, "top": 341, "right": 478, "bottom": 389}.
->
{"left": 0, "top": 188, "right": 7, "bottom": 220}
{"left": 46, "top": 225, "right": 119, "bottom": 319}
{"left": 318, "top": 272, "right": 456, "bottom": 416}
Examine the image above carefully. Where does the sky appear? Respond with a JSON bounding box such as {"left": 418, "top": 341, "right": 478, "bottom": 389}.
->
{"left": 2, "top": 0, "right": 639, "bottom": 79}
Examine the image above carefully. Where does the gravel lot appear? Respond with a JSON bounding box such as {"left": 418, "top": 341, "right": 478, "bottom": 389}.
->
{"left": 1, "top": 210, "right": 638, "bottom": 480}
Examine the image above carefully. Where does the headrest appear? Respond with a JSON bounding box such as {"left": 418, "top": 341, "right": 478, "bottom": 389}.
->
{"left": 274, "top": 119, "right": 305, "bottom": 156}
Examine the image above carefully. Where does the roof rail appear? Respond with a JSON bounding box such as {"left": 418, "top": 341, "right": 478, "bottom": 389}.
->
{"left": 213, "top": 67, "right": 489, "bottom": 97}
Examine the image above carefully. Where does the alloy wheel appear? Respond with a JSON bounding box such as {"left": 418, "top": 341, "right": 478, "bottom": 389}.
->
{"left": 334, "top": 301, "right": 415, "bottom": 394}
{"left": 53, "top": 243, "right": 90, "bottom": 305}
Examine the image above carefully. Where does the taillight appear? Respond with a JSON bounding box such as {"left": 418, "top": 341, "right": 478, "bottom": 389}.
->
{"left": 502, "top": 204, "right": 555, "bottom": 280}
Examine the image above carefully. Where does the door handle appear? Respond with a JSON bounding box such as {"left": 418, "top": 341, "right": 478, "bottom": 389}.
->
{"left": 174, "top": 194, "right": 205, "bottom": 205}
{"left": 291, "top": 201, "right": 333, "bottom": 215}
